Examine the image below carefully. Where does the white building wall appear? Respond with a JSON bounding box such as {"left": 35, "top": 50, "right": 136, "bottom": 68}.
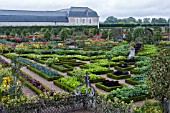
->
{"left": 68, "top": 17, "right": 99, "bottom": 26}
{"left": 0, "top": 17, "right": 99, "bottom": 26}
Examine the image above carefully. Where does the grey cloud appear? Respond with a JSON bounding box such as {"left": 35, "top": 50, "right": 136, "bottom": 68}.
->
{"left": 0, "top": 0, "right": 169, "bottom": 21}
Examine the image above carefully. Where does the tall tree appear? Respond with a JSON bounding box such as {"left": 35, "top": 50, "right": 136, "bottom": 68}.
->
{"left": 44, "top": 29, "right": 52, "bottom": 40}
{"left": 143, "top": 18, "right": 150, "bottom": 23}
{"left": 147, "top": 49, "right": 170, "bottom": 113}
{"left": 104, "top": 16, "right": 118, "bottom": 23}
{"left": 132, "top": 27, "right": 145, "bottom": 42}
{"left": 5, "top": 29, "right": 10, "bottom": 36}
{"left": 127, "top": 17, "right": 136, "bottom": 23}
{"left": 137, "top": 19, "right": 142, "bottom": 24}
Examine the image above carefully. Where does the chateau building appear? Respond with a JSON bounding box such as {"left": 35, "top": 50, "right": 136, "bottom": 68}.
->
{"left": 0, "top": 7, "right": 99, "bottom": 26}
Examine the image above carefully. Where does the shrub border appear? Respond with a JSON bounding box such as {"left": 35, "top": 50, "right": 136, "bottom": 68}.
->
{"left": 107, "top": 73, "right": 131, "bottom": 80}
{"left": 27, "top": 65, "right": 63, "bottom": 81}
{"left": 96, "top": 82, "right": 125, "bottom": 92}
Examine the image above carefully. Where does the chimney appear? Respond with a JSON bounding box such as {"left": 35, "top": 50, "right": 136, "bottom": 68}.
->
{"left": 85, "top": 10, "right": 88, "bottom": 16}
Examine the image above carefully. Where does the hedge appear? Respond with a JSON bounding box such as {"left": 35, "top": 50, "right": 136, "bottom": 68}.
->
{"left": 130, "top": 69, "right": 142, "bottom": 74}
{"left": 91, "top": 70, "right": 112, "bottom": 75}
{"left": 27, "top": 65, "right": 63, "bottom": 81}
{"left": 51, "top": 64, "right": 73, "bottom": 72}
{"left": 66, "top": 71, "right": 105, "bottom": 83}
{"left": 122, "top": 95, "right": 152, "bottom": 103}
{"left": 107, "top": 73, "right": 131, "bottom": 80}
{"left": 53, "top": 80, "right": 73, "bottom": 93}
{"left": 18, "top": 76, "right": 42, "bottom": 95}
{"left": 96, "top": 82, "right": 125, "bottom": 92}
{"left": 125, "top": 78, "right": 140, "bottom": 85}
{"left": 114, "top": 66, "right": 135, "bottom": 71}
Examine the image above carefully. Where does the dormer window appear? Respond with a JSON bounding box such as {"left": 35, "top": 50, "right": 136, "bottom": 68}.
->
{"left": 85, "top": 10, "right": 88, "bottom": 16}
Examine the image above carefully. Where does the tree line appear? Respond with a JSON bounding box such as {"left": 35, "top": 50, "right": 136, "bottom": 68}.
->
{"left": 104, "top": 16, "right": 170, "bottom": 24}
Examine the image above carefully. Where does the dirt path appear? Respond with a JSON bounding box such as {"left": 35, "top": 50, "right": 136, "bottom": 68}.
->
{"left": 21, "top": 66, "right": 64, "bottom": 93}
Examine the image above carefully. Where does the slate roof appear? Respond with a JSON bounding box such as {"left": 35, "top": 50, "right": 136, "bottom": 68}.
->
{"left": 0, "top": 7, "right": 98, "bottom": 22}
{"left": 68, "top": 7, "right": 99, "bottom": 17}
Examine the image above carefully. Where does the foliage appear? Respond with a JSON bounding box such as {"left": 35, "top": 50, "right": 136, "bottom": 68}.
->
{"left": 137, "top": 44, "right": 158, "bottom": 56}
{"left": 146, "top": 49, "right": 170, "bottom": 112}
{"left": 133, "top": 100, "right": 162, "bottom": 113}
{"left": 108, "top": 84, "right": 149, "bottom": 100}
{"left": 130, "top": 74, "right": 146, "bottom": 82}
{"left": 110, "top": 44, "right": 130, "bottom": 56}
{"left": 44, "top": 29, "right": 52, "bottom": 40}
{"left": 30, "top": 63, "right": 59, "bottom": 77}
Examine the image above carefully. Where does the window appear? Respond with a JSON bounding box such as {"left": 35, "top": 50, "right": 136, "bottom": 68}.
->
{"left": 75, "top": 18, "right": 79, "bottom": 24}
{"left": 83, "top": 18, "right": 86, "bottom": 24}
{"left": 89, "top": 19, "right": 92, "bottom": 24}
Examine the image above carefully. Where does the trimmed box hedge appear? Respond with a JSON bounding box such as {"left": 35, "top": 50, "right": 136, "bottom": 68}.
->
{"left": 53, "top": 80, "right": 73, "bottom": 93}
{"left": 18, "top": 76, "right": 42, "bottom": 95}
{"left": 51, "top": 64, "right": 73, "bottom": 72}
{"left": 27, "top": 65, "right": 63, "bottom": 81}
{"left": 114, "top": 66, "right": 135, "bottom": 71}
{"left": 67, "top": 71, "right": 105, "bottom": 83}
{"left": 125, "top": 78, "right": 140, "bottom": 85}
{"left": 122, "top": 95, "right": 152, "bottom": 103}
{"left": 107, "top": 73, "right": 131, "bottom": 80}
{"left": 96, "top": 82, "right": 125, "bottom": 92}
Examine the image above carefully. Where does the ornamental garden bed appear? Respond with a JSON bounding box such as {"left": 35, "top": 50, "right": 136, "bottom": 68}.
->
{"left": 107, "top": 70, "right": 130, "bottom": 79}
{"left": 67, "top": 69, "right": 105, "bottom": 83}
{"left": 107, "top": 84, "right": 150, "bottom": 103}
{"left": 80, "top": 64, "right": 112, "bottom": 74}
{"left": 107, "top": 73, "right": 131, "bottom": 80}
{"left": 19, "top": 71, "right": 54, "bottom": 95}
{"left": 114, "top": 65, "right": 135, "bottom": 71}
{"left": 51, "top": 64, "right": 74, "bottom": 72}
{"left": 27, "top": 64, "right": 63, "bottom": 81}
{"left": 95, "top": 80, "right": 125, "bottom": 92}
{"left": 125, "top": 78, "right": 140, "bottom": 85}
{"left": 53, "top": 76, "right": 87, "bottom": 93}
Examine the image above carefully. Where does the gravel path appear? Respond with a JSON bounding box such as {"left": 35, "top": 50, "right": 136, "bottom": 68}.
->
{"left": 21, "top": 66, "right": 64, "bottom": 93}
{"left": 70, "top": 109, "right": 94, "bottom": 113}
{"left": 22, "top": 86, "right": 36, "bottom": 97}
{"left": 0, "top": 55, "right": 11, "bottom": 63}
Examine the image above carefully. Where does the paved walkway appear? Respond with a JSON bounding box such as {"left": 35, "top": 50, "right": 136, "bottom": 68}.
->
{"left": 21, "top": 66, "right": 64, "bottom": 93}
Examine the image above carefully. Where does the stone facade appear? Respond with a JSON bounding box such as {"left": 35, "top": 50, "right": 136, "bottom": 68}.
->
{"left": 0, "top": 7, "right": 99, "bottom": 26}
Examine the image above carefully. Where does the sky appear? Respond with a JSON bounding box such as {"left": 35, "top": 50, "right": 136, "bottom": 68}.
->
{"left": 0, "top": 0, "right": 169, "bottom": 21}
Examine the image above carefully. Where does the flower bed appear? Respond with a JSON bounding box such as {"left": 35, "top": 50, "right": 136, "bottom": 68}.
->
{"left": 67, "top": 69, "right": 105, "bottom": 83}
{"left": 54, "top": 76, "right": 86, "bottom": 93}
{"left": 107, "top": 84, "right": 149, "bottom": 102}
{"left": 81, "top": 63, "right": 111, "bottom": 74}
{"left": 19, "top": 71, "right": 52, "bottom": 95}
{"left": 27, "top": 65, "right": 63, "bottom": 81}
